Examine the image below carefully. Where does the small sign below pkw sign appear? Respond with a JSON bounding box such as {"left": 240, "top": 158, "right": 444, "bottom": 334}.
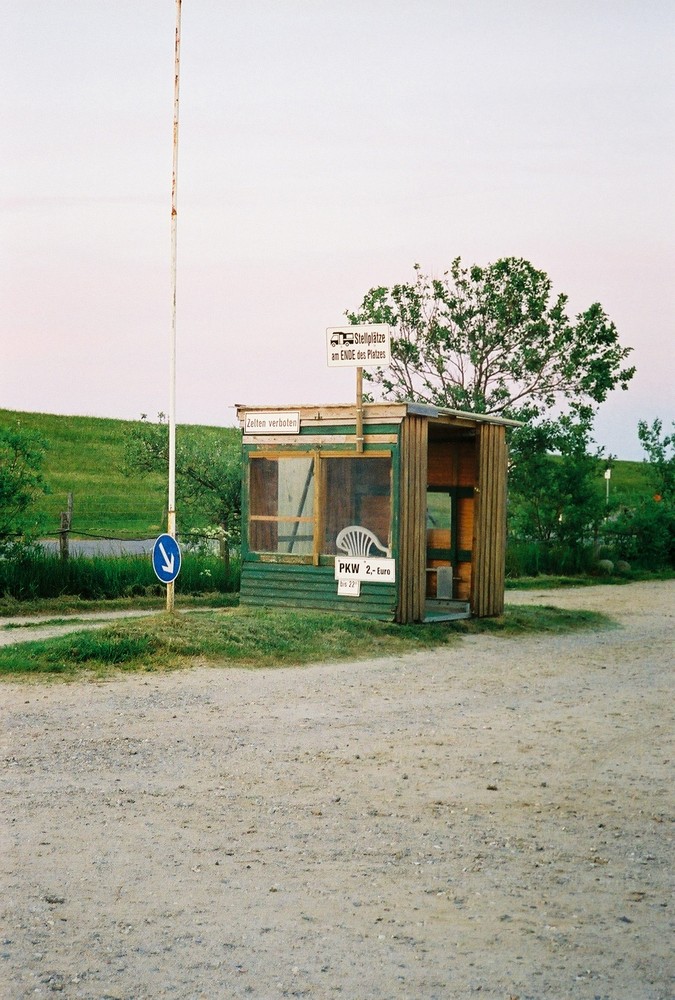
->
{"left": 337, "top": 576, "right": 361, "bottom": 598}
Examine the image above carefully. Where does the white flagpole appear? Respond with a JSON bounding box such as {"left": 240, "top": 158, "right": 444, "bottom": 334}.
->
{"left": 167, "top": 0, "right": 181, "bottom": 613}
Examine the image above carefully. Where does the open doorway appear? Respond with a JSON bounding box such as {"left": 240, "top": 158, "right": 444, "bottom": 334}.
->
{"left": 425, "top": 428, "right": 476, "bottom": 606}
{"left": 426, "top": 485, "right": 474, "bottom": 600}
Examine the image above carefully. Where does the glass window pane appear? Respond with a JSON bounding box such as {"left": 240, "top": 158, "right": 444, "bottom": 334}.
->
{"left": 427, "top": 491, "right": 452, "bottom": 531}
{"left": 323, "top": 457, "right": 391, "bottom": 555}
{"left": 249, "top": 457, "right": 314, "bottom": 554}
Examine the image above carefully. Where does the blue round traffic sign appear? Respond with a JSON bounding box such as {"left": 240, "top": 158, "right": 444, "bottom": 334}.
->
{"left": 152, "top": 533, "right": 182, "bottom": 584}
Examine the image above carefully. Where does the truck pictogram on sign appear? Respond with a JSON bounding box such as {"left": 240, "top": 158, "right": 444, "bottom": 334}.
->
{"left": 330, "top": 330, "right": 355, "bottom": 348}
{"left": 326, "top": 324, "right": 391, "bottom": 369}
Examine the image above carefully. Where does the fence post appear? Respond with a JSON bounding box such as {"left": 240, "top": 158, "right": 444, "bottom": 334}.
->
{"left": 59, "top": 492, "right": 73, "bottom": 560}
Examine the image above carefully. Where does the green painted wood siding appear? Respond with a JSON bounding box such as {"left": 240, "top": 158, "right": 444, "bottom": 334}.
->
{"left": 240, "top": 562, "right": 397, "bottom": 620}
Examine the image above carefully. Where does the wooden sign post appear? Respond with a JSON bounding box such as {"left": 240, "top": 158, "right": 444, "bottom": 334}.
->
{"left": 355, "top": 366, "right": 364, "bottom": 452}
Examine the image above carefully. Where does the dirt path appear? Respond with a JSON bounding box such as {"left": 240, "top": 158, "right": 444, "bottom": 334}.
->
{"left": 1, "top": 581, "right": 673, "bottom": 1000}
{"left": 0, "top": 610, "right": 159, "bottom": 648}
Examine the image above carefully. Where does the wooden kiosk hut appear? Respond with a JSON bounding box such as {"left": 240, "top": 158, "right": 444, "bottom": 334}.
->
{"left": 236, "top": 402, "right": 519, "bottom": 623}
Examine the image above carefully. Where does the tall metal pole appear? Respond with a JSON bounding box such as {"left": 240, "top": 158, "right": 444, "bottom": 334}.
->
{"left": 167, "top": 0, "right": 181, "bottom": 613}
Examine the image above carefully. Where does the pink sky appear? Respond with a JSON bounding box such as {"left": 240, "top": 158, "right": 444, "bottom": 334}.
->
{"left": 3, "top": 1, "right": 673, "bottom": 459}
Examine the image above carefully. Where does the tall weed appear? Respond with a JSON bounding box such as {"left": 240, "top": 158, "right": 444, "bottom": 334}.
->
{"left": 0, "top": 551, "right": 240, "bottom": 601}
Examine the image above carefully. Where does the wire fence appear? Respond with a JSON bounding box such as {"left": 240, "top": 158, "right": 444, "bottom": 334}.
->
{"left": 31, "top": 490, "right": 229, "bottom": 554}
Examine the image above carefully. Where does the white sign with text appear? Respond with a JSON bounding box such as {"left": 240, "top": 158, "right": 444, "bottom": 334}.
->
{"left": 326, "top": 325, "right": 391, "bottom": 368}
{"left": 244, "top": 411, "right": 300, "bottom": 435}
{"left": 334, "top": 556, "right": 396, "bottom": 584}
{"left": 337, "top": 576, "right": 361, "bottom": 597}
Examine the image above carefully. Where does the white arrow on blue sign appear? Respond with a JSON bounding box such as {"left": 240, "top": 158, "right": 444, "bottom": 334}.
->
{"left": 152, "top": 533, "right": 182, "bottom": 584}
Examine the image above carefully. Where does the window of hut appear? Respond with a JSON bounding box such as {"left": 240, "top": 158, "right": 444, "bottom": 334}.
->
{"left": 321, "top": 456, "right": 392, "bottom": 555}
{"left": 249, "top": 455, "right": 315, "bottom": 555}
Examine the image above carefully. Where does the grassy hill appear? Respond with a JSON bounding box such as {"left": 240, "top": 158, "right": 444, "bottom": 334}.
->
{"left": 604, "top": 459, "right": 654, "bottom": 495}
{"left": 0, "top": 408, "right": 652, "bottom": 542}
{"left": 0, "top": 409, "right": 240, "bottom": 540}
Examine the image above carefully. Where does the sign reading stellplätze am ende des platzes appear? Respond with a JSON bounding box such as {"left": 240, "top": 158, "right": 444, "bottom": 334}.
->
{"left": 326, "top": 324, "right": 391, "bottom": 368}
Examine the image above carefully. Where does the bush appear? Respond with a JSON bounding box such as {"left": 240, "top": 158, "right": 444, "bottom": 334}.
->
{"left": 604, "top": 500, "right": 675, "bottom": 569}
{"left": 505, "top": 540, "right": 597, "bottom": 578}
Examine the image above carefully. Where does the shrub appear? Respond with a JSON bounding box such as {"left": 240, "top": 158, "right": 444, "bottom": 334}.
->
{"left": 505, "top": 539, "right": 597, "bottom": 578}
{"left": 604, "top": 500, "right": 675, "bottom": 569}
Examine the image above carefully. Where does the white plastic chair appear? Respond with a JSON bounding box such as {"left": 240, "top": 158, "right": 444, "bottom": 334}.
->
{"left": 335, "top": 525, "right": 390, "bottom": 558}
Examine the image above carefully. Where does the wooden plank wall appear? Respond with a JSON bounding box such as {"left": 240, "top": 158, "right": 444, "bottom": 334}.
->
{"left": 472, "top": 424, "right": 508, "bottom": 617}
{"left": 427, "top": 439, "right": 475, "bottom": 487}
{"left": 455, "top": 494, "right": 474, "bottom": 602}
{"left": 396, "top": 416, "right": 427, "bottom": 623}
{"left": 240, "top": 562, "right": 397, "bottom": 620}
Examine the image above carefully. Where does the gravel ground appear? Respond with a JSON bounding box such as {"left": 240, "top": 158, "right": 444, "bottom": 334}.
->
{"left": 1, "top": 580, "right": 673, "bottom": 1000}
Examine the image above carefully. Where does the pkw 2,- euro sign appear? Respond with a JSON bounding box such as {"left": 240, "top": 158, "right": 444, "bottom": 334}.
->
{"left": 334, "top": 556, "right": 396, "bottom": 583}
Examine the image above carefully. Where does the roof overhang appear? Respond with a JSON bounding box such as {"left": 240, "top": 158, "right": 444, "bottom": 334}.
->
{"left": 236, "top": 401, "right": 523, "bottom": 430}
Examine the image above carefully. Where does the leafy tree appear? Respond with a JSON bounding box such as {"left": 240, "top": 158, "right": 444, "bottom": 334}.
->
{"left": 508, "top": 411, "right": 606, "bottom": 558}
{"left": 605, "top": 418, "right": 675, "bottom": 568}
{"left": 347, "top": 258, "right": 635, "bottom": 421}
{"left": 349, "top": 256, "right": 637, "bottom": 576}
{"left": 637, "top": 418, "right": 675, "bottom": 500}
{"left": 0, "top": 422, "right": 48, "bottom": 550}
{"left": 123, "top": 415, "right": 242, "bottom": 562}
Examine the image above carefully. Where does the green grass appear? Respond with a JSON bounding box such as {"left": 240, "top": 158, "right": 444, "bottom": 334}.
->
{"left": 0, "top": 592, "right": 238, "bottom": 618}
{"left": 468, "top": 604, "right": 613, "bottom": 633}
{"left": 0, "top": 604, "right": 616, "bottom": 678}
{"left": 0, "top": 408, "right": 240, "bottom": 539}
{"left": 0, "top": 551, "right": 240, "bottom": 602}
{"left": 505, "top": 568, "right": 675, "bottom": 589}
{"left": 605, "top": 459, "right": 653, "bottom": 496}
{"left": 544, "top": 453, "right": 652, "bottom": 500}
{"left": 2, "top": 617, "right": 96, "bottom": 630}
